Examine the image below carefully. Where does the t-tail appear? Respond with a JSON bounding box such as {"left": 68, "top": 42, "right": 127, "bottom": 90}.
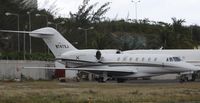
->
{"left": 30, "top": 27, "right": 77, "bottom": 58}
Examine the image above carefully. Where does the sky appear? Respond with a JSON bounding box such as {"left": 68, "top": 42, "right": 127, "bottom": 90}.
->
{"left": 38, "top": 0, "right": 200, "bottom": 25}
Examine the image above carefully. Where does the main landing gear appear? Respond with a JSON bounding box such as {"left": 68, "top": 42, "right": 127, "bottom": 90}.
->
{"left": 116, "top": 78, "right": 127, "bottom": 83}
{"left": 97, "top": 77, "right": 127, "bottom": 83}
{"left": 96, "top": 72, "right": 109, "bottom": 83}
{"left": 95, "top": 72, "right": 127, "bottom": 83}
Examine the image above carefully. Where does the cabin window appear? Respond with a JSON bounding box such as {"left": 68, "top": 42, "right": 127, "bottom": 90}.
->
{"left": 123, "top": 57, "right": 127, "bottom": 61}
{"left": 136, "top": 57, "right": 139, "bottom": 61}
{"left": 129, "top": 57, "right": 132, "bottom": 61}
{"left": 148, "top": 57, "right": 151, "bottom": 61}
{"left": 154, "top": 58, "right": 157, "bottom": 61}
{"left": 142, "top": 57, "right": 145, "bottom": 61}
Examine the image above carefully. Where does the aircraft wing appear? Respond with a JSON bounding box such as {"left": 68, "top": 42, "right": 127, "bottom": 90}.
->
{"left": 23, "top": 67, "right": 137, "bottom": 73}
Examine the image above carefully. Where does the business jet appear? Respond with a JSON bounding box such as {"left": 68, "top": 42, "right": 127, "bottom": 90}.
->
{"left": 0, "top": 27, "right": 199, "bottom": 83}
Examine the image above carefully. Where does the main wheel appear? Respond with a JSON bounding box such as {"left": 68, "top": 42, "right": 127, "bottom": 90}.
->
{"left": 188, "top": 73, "right": 197, "bottom": 82}
{"left": 97, "top": 77, "right": 106, "bottom": 83}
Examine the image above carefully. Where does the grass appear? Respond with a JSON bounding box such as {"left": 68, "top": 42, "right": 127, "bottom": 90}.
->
{"left": 0, "top": 81, "right": 200, "bottom": 103}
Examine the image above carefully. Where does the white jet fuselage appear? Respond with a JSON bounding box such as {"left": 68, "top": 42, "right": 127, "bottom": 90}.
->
{"left": 61, "top": 50, "right": 197, "bottom": 78}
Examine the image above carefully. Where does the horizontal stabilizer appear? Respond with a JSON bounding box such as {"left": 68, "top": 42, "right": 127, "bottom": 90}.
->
{"left": 0, "top": 30, "right": 54, "bottom": 35}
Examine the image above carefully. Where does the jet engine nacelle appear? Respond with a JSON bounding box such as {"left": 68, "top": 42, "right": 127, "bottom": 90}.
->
{"left": 96, "top": 50, "right": 101, "bottom": 60}
{"left": 61, "top": 50, "right": 102, "bottom": 62}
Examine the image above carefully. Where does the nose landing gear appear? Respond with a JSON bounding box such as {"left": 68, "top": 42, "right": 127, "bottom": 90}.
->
{"left": 178, "top": 72, "right": 197, "bottom": 83}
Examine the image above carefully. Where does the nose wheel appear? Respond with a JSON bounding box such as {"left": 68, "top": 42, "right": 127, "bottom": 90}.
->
{"left": 179, "top": 75, "right": 188, "bottom": 83}
{"left": 179, "top": 73, "right": 197, "bottom": 83}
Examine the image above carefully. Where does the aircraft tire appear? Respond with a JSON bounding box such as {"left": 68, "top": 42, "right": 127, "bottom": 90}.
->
{"left": 190, "top": 73, "right": 197, "bottom": 81}
{"left": 179, "top": 76, "right": 188, "bottom": 83}
{"left": 97, "top": 77, "right": 106, "bottom": 83}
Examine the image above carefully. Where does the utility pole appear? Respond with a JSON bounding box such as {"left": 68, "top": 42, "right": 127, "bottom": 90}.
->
{"left": 131, "top": 0, "right": 140, "bottom": 20}
{"left": 5, "top": 12, "right": 20, "bottom": 52}
{"left": 78, "top": 27, "right": 94, "bottom": 48}
{"left": 27, "top": 11, "right": 32, "bottom": 54}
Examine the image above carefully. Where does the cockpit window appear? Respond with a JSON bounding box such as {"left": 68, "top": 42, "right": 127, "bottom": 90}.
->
{"left": 169, "top": 57, "right": 173, "bottom": 62}
{"left": 167, "top": 57, "right": 181, "bottom": 62}
{"left": 173, "top": 57, "right": 181, "bottom": 62}
{"left": 154, "top": 58, "right": 157, "bottom": 61}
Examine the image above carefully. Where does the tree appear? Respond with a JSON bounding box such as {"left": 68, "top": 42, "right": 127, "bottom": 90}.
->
{"left": 91, "top": 32, "right": 114, "bottom": 49}
{"left": 171, "top": 18, "right": 193, "bottom": 48}
{"left": 0, "top": 0, "right": 29, "bottom": 51}
{"left": 66, "top": 0, "right": 111, "bottom": 49}
{"left": 190, "top": 25, "right": 200, "bottom": 48}
{"left": 69, "top": 0, "right": 110, "bottom": 26}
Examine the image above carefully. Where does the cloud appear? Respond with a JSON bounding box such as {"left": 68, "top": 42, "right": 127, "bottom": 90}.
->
{"left": 38, "top": 0, "right": 200, "bottom": 25}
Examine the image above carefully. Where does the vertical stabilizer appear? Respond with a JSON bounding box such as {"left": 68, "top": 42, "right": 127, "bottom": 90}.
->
{"left": 30, "top": 27, "right": 77, "bottom": 57}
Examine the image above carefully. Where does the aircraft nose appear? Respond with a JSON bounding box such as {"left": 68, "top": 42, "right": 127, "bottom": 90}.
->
{"left": 183, "top": 63, "right": 199, "bottom": 71}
